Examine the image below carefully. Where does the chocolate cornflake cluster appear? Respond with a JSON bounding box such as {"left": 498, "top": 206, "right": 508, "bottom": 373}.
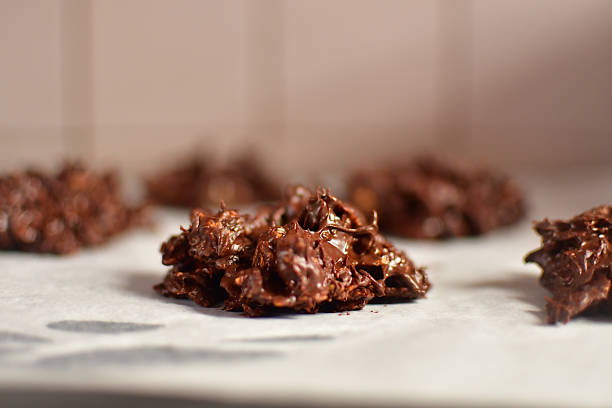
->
{"left": 525, "top": 206, "right": 612, "bottom": 324}
{"left": 155, "top": 185, "right": 430, "bottom": 316}
{"left": 146, "top": 157, "right": 278, "bottom": 208}
{"left": 0, "top": 163, "right": 150, "bottom": 254}
{"left": 349, "top": 155, "right": 525, "bottom": 239}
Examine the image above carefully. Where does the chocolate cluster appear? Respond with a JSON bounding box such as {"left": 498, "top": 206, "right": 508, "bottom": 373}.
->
{"left": 146, "top": 157, "right": 278, "bottom": 208}
{"left": 155, "top": 185, "right": 430, "bottom": 316}
{"left": 0, "top": 163, "right": 149, "bottom": 254}
{"left": 526, "top": 206, "right": 612, "bottom": 324}
{"left": 349, "top": 155, "right": 525, "bottom": 239}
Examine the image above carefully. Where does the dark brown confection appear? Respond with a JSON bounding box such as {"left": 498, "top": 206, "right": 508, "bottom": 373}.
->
{"left": 0, "top": 163, "right": 150, "bottom": 254}
{"left": 525, "top": 206, "right": 612, "bottom": 324}
{"left": 146, "top": 157, "right": 278, "bottom": 208}
{"left": 155, "top": 185, "right": 430, "bottom": 316}
{"left": 348, "top": 155, "right": 525, "bottom": 239}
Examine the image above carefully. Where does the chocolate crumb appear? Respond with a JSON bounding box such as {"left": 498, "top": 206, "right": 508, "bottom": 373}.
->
{"left": 155, "top": 185, "right": 430, "bottom": 317}
{"left": 348, "top": 155, "right": 525, "bottom": 239}
{"left": 146, "top": 156, "right": 278, "bottom": 207}
{"left": 0, "top": 163, "right": 150, "bottom": 254}
{"left": 525, "top": 205, "right": 612, "bottom": 324}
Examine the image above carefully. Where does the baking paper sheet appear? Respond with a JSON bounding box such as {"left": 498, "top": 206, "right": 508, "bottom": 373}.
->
{"left": 1, "top": 168, "right": 612, "bottom": 407}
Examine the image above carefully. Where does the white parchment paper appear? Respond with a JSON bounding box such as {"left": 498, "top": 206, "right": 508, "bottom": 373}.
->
{"left": 1, "top": 167, "right": 612, "bottom": 407}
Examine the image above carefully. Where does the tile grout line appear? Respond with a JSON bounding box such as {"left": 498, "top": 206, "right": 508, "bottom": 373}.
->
{"left": 60, "top": 0, "right": 95, "bottom": 164}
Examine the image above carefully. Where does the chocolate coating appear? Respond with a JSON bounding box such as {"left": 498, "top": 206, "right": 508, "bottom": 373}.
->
{"left": 525, "top": 206, "right": 612, "bottom": 324}
{"left": 349, "top": 155, "right": 525, "bottom": 239}
{"left": 146, "top": 157, "right": 278, "bottom": 208}
{"left": 0, "top": 163, "right": 150, "bottom": 254}
{"left": 155, "top": 185, "right": 430, "bottom": 316}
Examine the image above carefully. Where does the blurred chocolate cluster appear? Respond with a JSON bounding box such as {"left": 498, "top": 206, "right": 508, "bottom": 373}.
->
{"left": 146, "top": 157, "right": 278, "bottom": 208}
{"left": 349, "top": 155, "right": 525, "bottom": 239}
{"left": 0, "top": 163, "right": 149, "bottom": 254}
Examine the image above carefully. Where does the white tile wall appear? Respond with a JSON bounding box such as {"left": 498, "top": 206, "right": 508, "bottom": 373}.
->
{"left": 0, "top": 0, "right": 64, "bottom": 170}
{"left": 0, "top": 0, "right": 610, "bottom": 176}
{"left": 469, "top": 0, "right": 612, "bottom": 167}
{"left": 279, "top": 0, "right": 438, "bottom": 176}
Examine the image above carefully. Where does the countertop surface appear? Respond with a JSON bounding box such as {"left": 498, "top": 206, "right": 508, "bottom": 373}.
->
{"left": 1, "top": 167, "right": 612, "bottom": 408}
